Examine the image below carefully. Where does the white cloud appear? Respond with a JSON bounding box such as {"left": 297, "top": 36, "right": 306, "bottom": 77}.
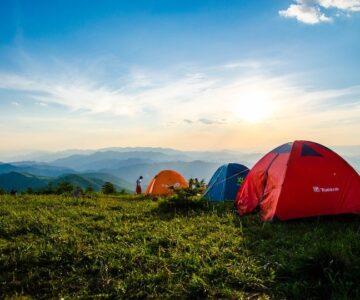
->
{"left": 280, "top": 0, "right": 360, "bottom": 24}
{"left": 0, "top": 61, "right": 360, "bottom": 148}
{"left": 11, "top": 101, "right": 20, "bottom": 106}
{"left": 0, "top": 73, "right": 137, "bottom": 116}
{"left": 36, "top": 102, "right": 48, "bottom": 107}
{"left": 279, "top": 1, "right": 332, "bottom": 24}
{"left": 318, "top": 0, "right": 360, "bottom": 11}
{"left": 198, "top": 118, "right": 225, "bottom": 125}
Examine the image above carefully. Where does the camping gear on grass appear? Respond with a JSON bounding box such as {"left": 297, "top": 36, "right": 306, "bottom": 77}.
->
{"left": 235, "top": 140, "right": 360, "bottom": 221}
{"left": 204, "top": 163, "right": 249, "bottom": 202}
{"left": 145, "top": 170, "right": 189, "bottom": 196}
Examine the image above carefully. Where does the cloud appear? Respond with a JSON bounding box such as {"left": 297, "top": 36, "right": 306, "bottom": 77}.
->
{"left": 198, "top": 118, "right": 225, "bottom": 125}
{"left": 36, "top": 102, "right": 48, "bottom": 107}
{"left": 1, "top": 58, "right": 360, "bottom": 149}
{"left": 319, "top": 0, "right": 360, "bottom": 11}
{"left": 279, "top": 0, "right": 360, "bottom": 24}
{"left": 198, "top": 118, "right": 215, "bottom": 125}
{"left": 279, "top": 1, "right": 332, "bottom": 24}
{"left": 0, "top": 73, "right": 137, "bottom": 116}
{"left": 11, "top": 101, "right": 20, "bottom": 106}
{"left": 184, "top": 118, "right": 226, "bottom": 125}
{"left": 1, "top": 67, "right": 359, "bottom": 127}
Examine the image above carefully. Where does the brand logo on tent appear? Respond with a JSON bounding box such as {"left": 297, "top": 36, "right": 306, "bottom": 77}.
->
{"left": 313, "top": 186, "right": 340, "bottom": 193}
{"left": 161, "top": 182, "right": 180, "bottom": 188}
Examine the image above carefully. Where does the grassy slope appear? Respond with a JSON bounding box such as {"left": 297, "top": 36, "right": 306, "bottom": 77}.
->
{"left": 1, "top": 195, "right": 360, "bottom": 299}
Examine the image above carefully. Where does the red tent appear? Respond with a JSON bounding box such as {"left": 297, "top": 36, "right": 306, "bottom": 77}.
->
{"left": 235, "top": 141, "right": 360, "bottom": 221}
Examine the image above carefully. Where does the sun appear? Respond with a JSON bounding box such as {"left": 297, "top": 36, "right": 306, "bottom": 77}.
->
{"left": 235, "top": 91, "right": 272, "bottom": 123}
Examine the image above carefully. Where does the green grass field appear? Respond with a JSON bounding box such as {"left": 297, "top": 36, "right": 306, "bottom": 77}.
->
{"left": 1, "top": 194, "right": 360, "bottom": 299}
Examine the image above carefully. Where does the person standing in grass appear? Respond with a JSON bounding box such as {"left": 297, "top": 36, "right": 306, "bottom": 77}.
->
{"left": 136, "top": 176, "right": 143, "bottom": 194}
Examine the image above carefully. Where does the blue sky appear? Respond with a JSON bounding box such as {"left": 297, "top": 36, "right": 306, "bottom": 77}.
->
{"left": 1, "top": 0, "right": 360, "bottom": 152}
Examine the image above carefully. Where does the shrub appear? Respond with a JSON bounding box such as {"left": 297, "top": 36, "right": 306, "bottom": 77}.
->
{"left": 188, "top": 178, "right": 206, "bottom": 194}
{"left": 157, "top": 184, "right": 209, "bottom": 214}
{"left": 56, "top": 181, "right": 74, "bottom": 194}
{"left": 85, "top": 186, "right": 94, "bottom": 193}
{"left": 72, "top": 186, "right": 85, "bottom": 198}
{"left": 118, "top": 189, "right": 128, "bottom": 195}
{"left": 102, "top": 182, "right": 116, "bottom": 194}
{"left": 158, "top": 195, "right": 209, "bottom": 213}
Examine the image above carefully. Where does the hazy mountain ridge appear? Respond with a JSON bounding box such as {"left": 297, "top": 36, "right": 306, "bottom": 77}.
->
{"left": 53, "top": 174, "right": 132, "bottom": 192}
{"left": 0, "top": 172, "right": 51, "bottom": 192}
{"left": 0, "top": 172, "right": 132, "bottom": 193}
{"left": 79, "top": 172, "right": 133, "bottom": 191}
{"left": 51, "top": 151, "right": 189, "bottom": 170}
{"left": 0, "top": 146, "right": 358, "bottom": 192}
{"left": 3, "top": 162, "right": 75, "bottom": 177}
{"left": 345, "top": 156, "right": 360, "bottom": 173}
{"left": 97, "top": 160, "right": 224, "bottom": 186}
{"left": 2, "top": 145, "right": 359, "bottom": 163}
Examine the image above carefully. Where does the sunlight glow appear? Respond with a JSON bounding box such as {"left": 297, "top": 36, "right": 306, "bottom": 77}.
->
{"left": 235, "top": 91, "right": 273, "bottom": 123}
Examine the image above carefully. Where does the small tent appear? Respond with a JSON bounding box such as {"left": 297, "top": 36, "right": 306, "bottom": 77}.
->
{"left": 204, "top": 163, "right": 249, "bottom": 202}
{"left": 145, "top": 170, "right": 188, "bottom": 196}
{"left": 235, "top": 140, "right": 360, "bottom": 221}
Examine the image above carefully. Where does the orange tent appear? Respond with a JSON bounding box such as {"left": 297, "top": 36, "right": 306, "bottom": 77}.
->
{"left": 145, "top": 170, "right": 189, "bottom": 196}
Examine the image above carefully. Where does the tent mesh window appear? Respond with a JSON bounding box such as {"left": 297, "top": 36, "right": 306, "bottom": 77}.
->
{"left": 301, "top": 144, "right": 323, "bottom": 157}
{"left": 271, "top": 142, "right": 293, "bottom": 154}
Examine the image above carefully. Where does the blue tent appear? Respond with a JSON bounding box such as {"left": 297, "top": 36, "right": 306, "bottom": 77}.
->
{"left": 204, "top": 163, "right": 249, "bottom": 202}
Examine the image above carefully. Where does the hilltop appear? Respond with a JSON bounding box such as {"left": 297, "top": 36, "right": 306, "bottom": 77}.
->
{"left": 1, "top": 194, "right": 360, "bottom": 299}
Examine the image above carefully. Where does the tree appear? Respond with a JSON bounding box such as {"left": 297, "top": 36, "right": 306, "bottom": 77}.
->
{"left": 119, "top": 189, "right": 127, "bottom": 195}
{"left": 72, "top": 186, "right": 84, "bottom": 198}
{"left": 188, "top": 178, "right": 206, "bottom": 193}
{"left": 85, "top": 186, "right": 94, "bottom": 193}
{"left": 102, "top": 182, "right": 116, "bottom": 195}
{"left": 56, "top": 181, "right": 74, "bottom": 194}
{"left": 0, "top": 188, "right": 6, "bottom": 195}
{"left": 43, "top": 183, "right": 55, "bottom": 194}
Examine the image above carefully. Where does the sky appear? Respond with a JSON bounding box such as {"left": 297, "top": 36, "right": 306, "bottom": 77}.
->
{"left": 0, "top": 0, "right": 360, "bottom": 153}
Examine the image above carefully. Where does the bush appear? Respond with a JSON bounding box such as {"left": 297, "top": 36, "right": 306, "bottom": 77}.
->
{"left": 188, "top": 178, "right": 206, "bottom": 194}
{"left": 40, "top": 183, "right": 55, "bottom": 194}
{"left": 72, "top": 186, "right": 85, "bottom": 198}
{"left": 157, "top": 195, "right": 209, "bottom": 214}
{"left": 85, "top": 186, "right": 94, "bottom": 193}
{"left": 102, "top": 181, "right": 116, "bottom": 195}
{"left": 157, "top": 185, "right": 209, "bottom": 214}
{"left": 118, "top": 189, "right": 128, "bottom": 195}
{"left": 56, "top": 181, "right": 74, "bottom": 194}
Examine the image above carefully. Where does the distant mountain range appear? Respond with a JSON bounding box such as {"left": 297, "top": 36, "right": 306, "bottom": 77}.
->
{"left": 2, "top": 144, "right": 360, "bottom": 162}
{"left": 47, "top": 149, "right": 260, "bottom": 186}
{"left": 0, "top": 146, "right": 358, "bottom": 192}
{"left": 0, "top": 172, "right": 51, "bottom": 192}
{"left": 0, "top": 161, "right": 75, "bottom": 177}
{"left": 1, "top": 147, "right": 261, "bottom": 164}
{"left": 50, "top": 151, "right": 186, "bottom": 171}
{"left": 346, "top": 156, "right": 360, "bottom": 173}
{"left": 97, "top": 160, "right": 222, "bottom": 186}
{"left": 0, "top": 171, "right": 133, "bottom": 193}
